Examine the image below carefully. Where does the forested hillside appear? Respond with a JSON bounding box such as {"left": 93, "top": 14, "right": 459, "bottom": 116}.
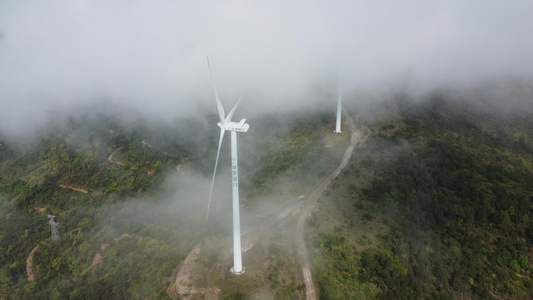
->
{"left": 0, "top": 107, "right": 332, "bottom": 299}
{"left": 312, "top": 87, "right": 533, "bottom": 299}
{"left": 0, "top": 113, "right": 199, "bottom": 299}
{"left": 3, "top": 83, "right": 533, "bottom": 299}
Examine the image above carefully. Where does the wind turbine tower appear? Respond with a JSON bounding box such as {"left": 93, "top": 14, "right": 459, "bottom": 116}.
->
{"left": 334, "top": 81, "right": 342, "bottom": 133}
{"left": 47, "top": 215, "right": 60, "bottom": 242}
{"left": 206, "top": 57, "right": 249, "bottom": 275}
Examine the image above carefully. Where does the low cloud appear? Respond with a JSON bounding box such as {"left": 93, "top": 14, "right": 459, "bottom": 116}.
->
{"left": 1, "top": 1, "right": 533, "bottom": 137}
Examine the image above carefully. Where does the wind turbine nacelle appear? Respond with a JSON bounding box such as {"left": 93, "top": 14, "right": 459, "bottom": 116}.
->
{"left": 218, "top": 119, "right": 249, "bottom": 132}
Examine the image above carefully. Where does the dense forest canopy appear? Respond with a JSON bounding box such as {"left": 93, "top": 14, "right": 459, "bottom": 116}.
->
{"left": 312, "top": 85, "right": 533, "bottom": 299}
{"left": 1, "top": 82, "right": 533, "bottom": 299}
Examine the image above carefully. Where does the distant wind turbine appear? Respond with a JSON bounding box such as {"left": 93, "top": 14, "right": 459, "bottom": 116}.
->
{"left": 206, "top": 57, "right": 249, "bottom": 275}
{"left": 334, "top": 81, "right": 342, "bottom": 133}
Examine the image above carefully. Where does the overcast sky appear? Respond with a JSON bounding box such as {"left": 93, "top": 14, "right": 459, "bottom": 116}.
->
{"left": 1, "top": 0, "right": 532, "bottom": 136}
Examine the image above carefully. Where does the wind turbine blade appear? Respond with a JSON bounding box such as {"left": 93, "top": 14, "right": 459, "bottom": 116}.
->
{"left": 207, "top": 127, "right": 225, "bottom": 223}
{"left": 225, "top": 96, "right": 243, "bottom": 123}
{"left": 207, "top": 56, "right": 226, "bottom": 123}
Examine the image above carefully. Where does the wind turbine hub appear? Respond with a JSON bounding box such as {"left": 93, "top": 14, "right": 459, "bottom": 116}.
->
{"left": 218, "top": 120, "right": 250, "bottom": 132}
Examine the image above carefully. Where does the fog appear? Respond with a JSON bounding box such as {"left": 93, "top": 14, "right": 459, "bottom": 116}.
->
{"left": 1, "top": 1, "right": 533, "bottom": 137}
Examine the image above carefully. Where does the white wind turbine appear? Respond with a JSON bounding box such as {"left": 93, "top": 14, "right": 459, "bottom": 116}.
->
{"left": 334, "top": 81, "right": 342, "bottom": 133}
{"left": 206, "top": 57, "right": 249, "bottom": 275}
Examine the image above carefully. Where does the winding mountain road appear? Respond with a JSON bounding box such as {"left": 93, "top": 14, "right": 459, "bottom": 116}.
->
{"left": 170, "top": 111, "right": 366, "bottom": 299}
{"left": 296, "top": 110, "right": 364, "bottom": 300}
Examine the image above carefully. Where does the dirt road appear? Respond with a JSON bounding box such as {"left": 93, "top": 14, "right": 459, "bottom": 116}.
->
{"left": 296, "top": 110, "right": 364, "bottom": 300}
{"left": 26, "top": 244, "right": 40, "bottom": 281}
{"left": 59, "top": 184, "right": 88, "bottom": 194}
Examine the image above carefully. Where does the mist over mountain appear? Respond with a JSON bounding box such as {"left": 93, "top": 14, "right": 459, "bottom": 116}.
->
{"left": 1, "top": 0, "right": 533, "bottom": 139}
{"left": 2, "top": 1, "right": 533, "bottom": 299}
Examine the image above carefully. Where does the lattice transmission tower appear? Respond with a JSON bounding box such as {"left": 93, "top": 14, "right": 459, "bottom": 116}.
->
{"left": 47, "top": 215, "right": 60, "bottom": 242}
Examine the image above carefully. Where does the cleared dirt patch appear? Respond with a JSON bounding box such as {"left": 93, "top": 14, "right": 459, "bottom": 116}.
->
{"left": 33, "top": 206, "right": 47, "bottom": 212}
{"left": 173, "top": 246, "right": 221, "bottom": 299}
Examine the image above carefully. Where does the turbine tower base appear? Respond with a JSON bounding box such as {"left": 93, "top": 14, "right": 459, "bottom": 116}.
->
{"left": 230, "top": 267, "right": 245, "bottom": 275}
